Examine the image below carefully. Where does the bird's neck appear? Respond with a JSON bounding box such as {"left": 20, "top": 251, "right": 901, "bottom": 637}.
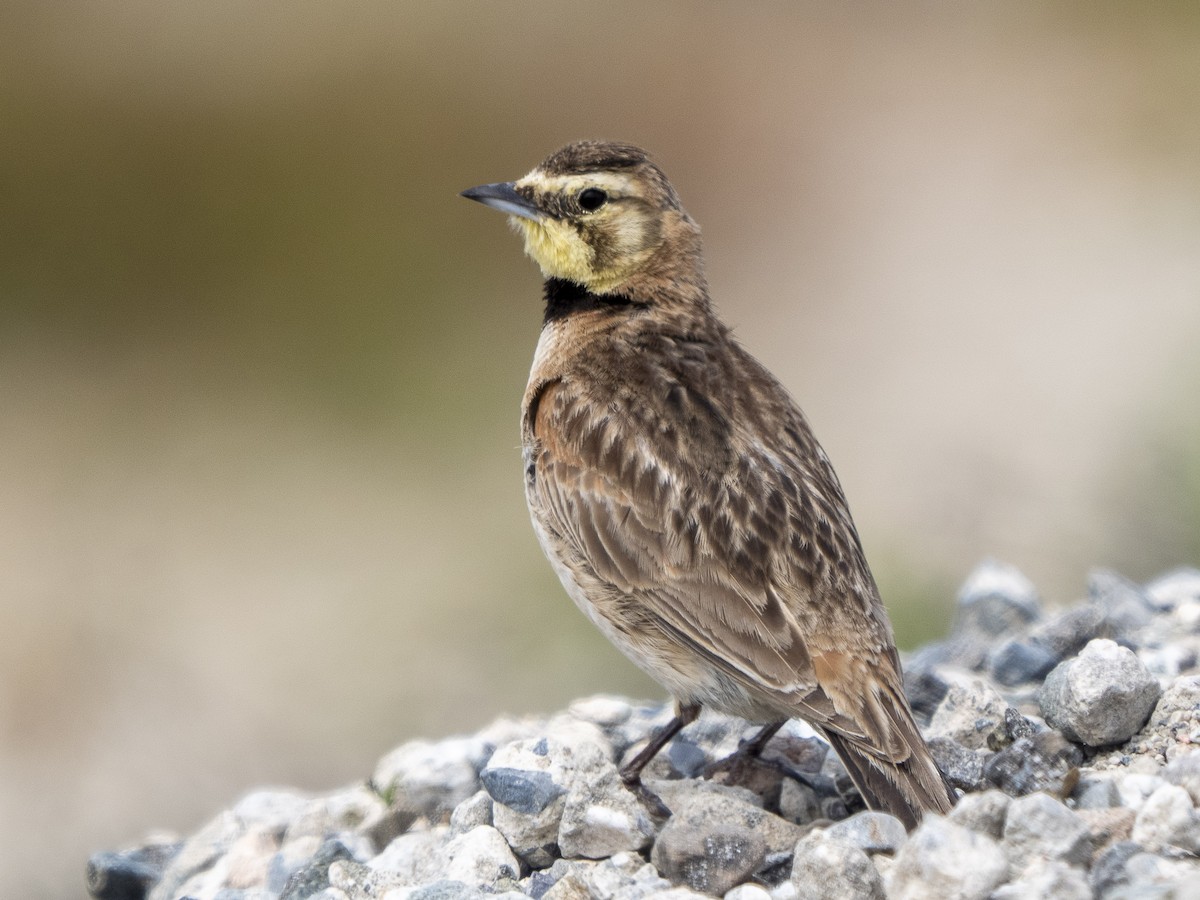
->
{"left": 541, "top": 278, "right": 648, "bottom": 326}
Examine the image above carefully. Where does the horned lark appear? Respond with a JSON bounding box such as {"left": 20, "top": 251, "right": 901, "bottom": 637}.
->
{"left": 462, "top": 141, "right": 955, "bottom": 828}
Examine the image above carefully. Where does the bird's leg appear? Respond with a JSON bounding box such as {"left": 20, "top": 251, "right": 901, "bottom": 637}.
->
{"left": 619, "top": 702, "right": 700, "bottom": 818}
{"left": 704, "top": 719, "right": 787, "bottom": 779}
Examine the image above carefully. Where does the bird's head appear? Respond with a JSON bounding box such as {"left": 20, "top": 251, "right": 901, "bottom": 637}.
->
{"left": 461, "top": 141, "right": 702, "bottom": 296}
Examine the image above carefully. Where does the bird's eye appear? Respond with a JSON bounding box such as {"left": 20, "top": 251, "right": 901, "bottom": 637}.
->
{"left": 578, "top": 188, "right": 608, "bottom": 212}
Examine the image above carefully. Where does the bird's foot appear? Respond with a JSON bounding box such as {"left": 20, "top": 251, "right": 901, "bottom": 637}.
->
{"left": 620, "top": 773, "right": 673, "bottom": 821}
{"left": 703, "top": 720, "right": 787, "bottom": 783}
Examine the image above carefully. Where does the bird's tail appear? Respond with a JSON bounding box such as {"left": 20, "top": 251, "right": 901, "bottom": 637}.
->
{"left": 822, "top": 726, "right": 956, "bottom": 830}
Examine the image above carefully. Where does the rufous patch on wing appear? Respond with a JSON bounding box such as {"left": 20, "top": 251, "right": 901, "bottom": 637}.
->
{"left": 813, "top": 651, "right": 853, "bottom": 688}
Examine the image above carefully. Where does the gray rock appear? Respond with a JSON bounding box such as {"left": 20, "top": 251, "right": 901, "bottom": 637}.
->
{"left": 886, "top": 817, "right": 1008, "bottom": 900}
{"left": 777, "top": 780, "right": 821, "bottom": 827}
{"left": 946, "top": 789, "right": 1010, "bottom": 839}
{"left": 1088, "top": 841, "right": 1143, "bottom": 899}
{"left": 405, "top": 879, "right": 490, "bottom": 900}
{"left": 1145, "top": 566, "right": 1200, "bottom": 611}
{"left": 283, "top": 787, "right": 389, "bottom": 845}
{"left": 1031, "top": 605, "right": 1110, "bottom": 660}
{"left": 534, "top": 854, "right": 655, "bottom": 900}
{"left": 1039, "top": 639, "right": 1162, "bottom": 746}
{"left": 988, "top": 638, "right": 1059, "bottom": 687}
{"left": 372, "top": 736, "right": 488, "bottom": 818}
{"left": 1001, "top": 792, "right": 1091, "bottom": 873}
{"left": 481, "top": 766, "right": 566, "bottom": 816}
{"left": 1163, "top": 751, "right": 1200, "bottom": 805}
{"left": 1088, "top": 568, "right": 1155, "bottom": 639}
{"left": 367, "top": 826, "right": 449, "bottom": 885}
{"left": 1152, "top": 674, "right": 1200, "bottom": 729}
{"left": 1074, "top": 774, "right": 1121, "bottom": 809}
{"left": 927, "top": 673, "right": 1009, "bottom": 750}
{"left": 1130, "top": 783, "right": 1200, "bottom": 854}
{"left": 983, "top": 730, "right": 1082, "bottom": 796}
{"left": 148, "top": 811, "right": 242, "bottom": 900}
{"left": 653, "top": 820, "right": 767, "bottom": 895}
{"left": 906, "top": 635, "right": 995, "bottom": 678}
{"left": 587, "top": 851, "right": 674, "bottom": 898}
{"left": 481, "top": 734, "right": 608, "bottom": 868}
{"left": 649, "top": 777, "right": 764, "bottom": 813}
{"left": 650, "top": 788, "right": 799, "bottom": 896}
{"left": 87, "top": 843, "right": 181, "bottom": 900}
{"left": 824, "top": 811, "right": 908, "bottom": 855}
{"left": 666, "top": 735, "right": 710, "bottom": 779}
{"left": 954, "top": 559, "right": 1042, "bottom": 636}
{"left": 902, "top": 666, "right": 952, "bottom": 723}
{"left": 449, "top": 790, "right": 493, "bottom": 836}
{"left": 527, "top": 858, "right": 584, "bottom": 899}
{"left": 441, "top": 825, "right": 521, "bottom": 889}
{"left": 927, "top": 737, "right": 988, "bottom": 792}
{"left": 232, "top": 789, "right": 313, "bottom": 831}
{"left": 558, "top": 759, "right": 656, "bottom": 859}
{"left": 277, "top": 837, "right": 356, "bottom": 900}
{"left": 790, "top": 830, "right": 884, "bottom": 900}
{"left": 1117, "top": 852, "right": 1200, "bottom": 899}
{"left": 327, "top": 859, "right": 398, "bottom": 897}
{"left": 992, "top": 857, "right": 1090, "bottom": 900}
{"left": 1076, "top": 806, "right": 1136, "bottom": 851}
{"left": 1138, "top": 643, "right": 1197, "bottom": 681}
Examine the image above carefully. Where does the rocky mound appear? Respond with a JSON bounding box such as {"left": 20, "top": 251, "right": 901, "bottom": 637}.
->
{"left": 88, "top": 562, "right": 1200, "bottom": 899}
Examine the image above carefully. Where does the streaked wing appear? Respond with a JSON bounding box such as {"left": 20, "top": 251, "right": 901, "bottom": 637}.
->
{"left": 525, "top": 357, "right": 899, "bottom": 747}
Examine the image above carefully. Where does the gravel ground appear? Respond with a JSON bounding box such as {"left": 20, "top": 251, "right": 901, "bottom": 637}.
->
{"left": 88, "top": 562, "right": 1200, "bottom": 899}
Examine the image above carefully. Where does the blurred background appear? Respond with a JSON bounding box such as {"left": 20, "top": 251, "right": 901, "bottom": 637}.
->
{"left": 2, "top": 2, "right": 1199, "bottom": 895}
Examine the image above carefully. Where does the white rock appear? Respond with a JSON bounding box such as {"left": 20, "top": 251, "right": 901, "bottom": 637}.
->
{"left": 725, "top": 884, "right": 773, "bottom": 900}
{"left": 1164, "top": 751, "right": 1200, "bottom": 805}
{"left": 991, "top": 857, "right": 1090, "bottom": 900}
{"left": 824, "top": 811, "right": 908, "bottom": 854}
{"left": 927, "top": 672, "right": 1010, "bottom": 750}
{"left": 956, "top": 559, "right": 1041, "bottom": 632}
{"left": 557, "top": 760, "right": 656, "bottom": 858}
{"left": 568, "top": 695, "right": 633, "bottom": 727}
{"left": 373, "top": 736, "right": 487, "bottom": 816}
{"left": 947, "top": 789, "right": 1010, "bottom": 838}
{"left": 368, "top": 826, "right": 449, "bottom": 886}
{"left": 887, "top": 817, "right": 1007, "bottom": 900}
{"left": 1131, "top": 783, "right": 1200, "bottom": 853}
{"left": 441, "top": 825, "right": 520, "bottom": 888}
{"left": 1002, "top": 793, "right": 1091, "bottom": 874}
{"left": 1038, "top": 639, "right": 1161, "bottom": 747}
{"left": 232, "top": 789, "right": 312, "bottom": 830}
{"left": 1145, "top": 567, "right": 1200, "bottom": 610}
{"left": 1122, "top": 851, "right": 1200, "bottom": 895}
{"left": 791, "top": 830, "right": 884, "bottom": 900}
{"left": 449, "top": 790, "right": 493, "bottom": 836}
{"left": 1116, "top": 773, "right": 1167, "bottom": 811}
{"left": 482, "top": 734, "right": 609, "bottom": 868}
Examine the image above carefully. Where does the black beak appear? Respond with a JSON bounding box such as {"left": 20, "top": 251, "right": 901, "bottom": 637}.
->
{"left": 460, "top": 181, "right": 542, "bottom": 222}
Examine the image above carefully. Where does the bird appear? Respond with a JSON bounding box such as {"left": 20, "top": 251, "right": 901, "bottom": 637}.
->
{"left": 461, "top": 140, "right": 956, "bottom": 829}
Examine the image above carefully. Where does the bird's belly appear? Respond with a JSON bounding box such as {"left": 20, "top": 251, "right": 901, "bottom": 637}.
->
{"left": 526, "top": 510, "right": 780, "bottom": 719}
